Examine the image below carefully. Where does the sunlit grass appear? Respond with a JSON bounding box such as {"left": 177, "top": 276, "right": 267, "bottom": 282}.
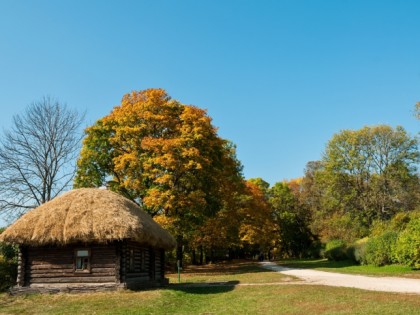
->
{"left": 166, "top": 260, "right": 296, "bottom": 284}
{"left": 277, "top": 258, "right": 420, "bottom": 278}
{"left": 1, "top": 260, "right": 419, "bottom": 315}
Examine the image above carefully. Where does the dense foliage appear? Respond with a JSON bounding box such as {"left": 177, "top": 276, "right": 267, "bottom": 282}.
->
{"left": 3, "top": 89, "right": 417, "bottom": 269}
{"left": 393, "top": 217, "right": 420, "bottom": 268}
{"left": 324, "top": 239, "right": 348, "bottom": 261}
{"left": 296, "top": 124, "right": 420, "bottom": 267}
{"left": 0, "top": 228, "right": 18, "bottom": 291}
{"left": 363, "top": 231, "right": 398, "bottom": 266}
{"left": 74, "top": 91, "right": 419, "bottom": 267}
{"left": 75, "top": 89, "right": 246, "bottom": 264}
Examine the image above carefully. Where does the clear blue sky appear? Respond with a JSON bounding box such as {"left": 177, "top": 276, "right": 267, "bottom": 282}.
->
{"left": 0, "top": 0, "right": 419, "bottom": 186}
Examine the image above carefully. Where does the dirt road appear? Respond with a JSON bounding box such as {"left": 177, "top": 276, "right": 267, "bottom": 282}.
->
{"left": 260, "top": 261, "right": 420, "bottom": 294}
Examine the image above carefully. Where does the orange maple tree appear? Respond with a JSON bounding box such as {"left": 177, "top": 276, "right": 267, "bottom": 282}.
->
{"left": 75, "top": 88, "right": 243, "bottom": 263}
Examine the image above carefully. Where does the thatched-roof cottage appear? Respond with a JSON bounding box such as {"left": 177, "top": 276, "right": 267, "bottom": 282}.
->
{"left": 0, "top": 188, "right": 176, "bottom": 293}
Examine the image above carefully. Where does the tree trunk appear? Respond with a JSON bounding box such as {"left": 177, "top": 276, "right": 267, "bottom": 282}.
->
{"left": 176, "top": 236, "right": 183, "bottom": 268}
{"left": 192, "top": 249, "right": 196, "bottom": 265}
{"left": 199, "top": 246, "right": 203, "bottom": 265}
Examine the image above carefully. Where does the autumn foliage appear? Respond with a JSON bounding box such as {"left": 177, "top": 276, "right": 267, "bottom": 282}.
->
{"left": 73, "top": 89, "right": 420, "bottom": 266}
{"left": 75, "top": 89, "right": 244, "bottom": 263}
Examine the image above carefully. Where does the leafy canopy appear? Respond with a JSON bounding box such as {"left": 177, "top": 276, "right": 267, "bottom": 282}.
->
{"left": 75, "top": 88, "right": 244, "bottom": 256}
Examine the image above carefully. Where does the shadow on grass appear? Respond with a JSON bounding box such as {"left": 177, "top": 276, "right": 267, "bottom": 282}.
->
{"left": 165, "top": 280, "right": 240, "bottom": 294}
{"left": 167, "top": 260, "right": 273, "bottom": 278}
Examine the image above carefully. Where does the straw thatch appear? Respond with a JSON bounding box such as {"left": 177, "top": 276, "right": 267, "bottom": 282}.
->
{"left": 0, "top": 188, "right": 176, "bottom": 249}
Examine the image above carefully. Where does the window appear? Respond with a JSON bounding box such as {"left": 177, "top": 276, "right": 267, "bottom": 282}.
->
{"left": 75, "top": 249, "right": 90, "bottom": 272}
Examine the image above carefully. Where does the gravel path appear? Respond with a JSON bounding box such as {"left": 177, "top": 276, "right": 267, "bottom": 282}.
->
{"left": 260, "top": 261, "right": 420, "bottom": 294}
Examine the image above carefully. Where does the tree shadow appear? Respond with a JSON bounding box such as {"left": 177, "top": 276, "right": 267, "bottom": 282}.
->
{"left": 167, "top": 260, "right": 274, "bottom": 278}
{"left": 165, "top": 280, "right": 240, "bottom": 294}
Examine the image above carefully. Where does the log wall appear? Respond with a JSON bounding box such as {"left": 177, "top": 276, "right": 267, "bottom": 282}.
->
{"left": 120, "top": 241, "right": 166, "bottom": 288}
{"left": 17, "top": 240, "right": 167, "bottom": 291}
{"left": 154, "top": 249, "right": 163, "bottom": 280}
{"left": 16, "top": 247, "right": 26, "bottom": 287}
{"left": 121, "top": 241, "right": 151, "bottom": 284}
{"left": 25, "top": 244, "right": 118, "bottom": 285}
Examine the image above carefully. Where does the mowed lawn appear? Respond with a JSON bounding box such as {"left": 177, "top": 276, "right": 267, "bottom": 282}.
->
{"left": 276, "top": 259, "right": 420, "bottom": 279}
{"left": 1, "top": 261, "right": 419, "bottom": 315}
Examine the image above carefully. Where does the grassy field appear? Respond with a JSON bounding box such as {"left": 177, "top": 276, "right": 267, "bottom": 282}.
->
{"left": 167, "top": 260, "right": 296, "bottom": 284}
{"left": 1, "top": 260, "right": 419, "bottom": 315}
{"left": 276, "top": 259, "right": 420, "bottom": 278}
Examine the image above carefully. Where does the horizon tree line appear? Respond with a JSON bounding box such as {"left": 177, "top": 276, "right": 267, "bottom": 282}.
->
{"left": 0, "top": 90, "right": 419, "bottom": 264}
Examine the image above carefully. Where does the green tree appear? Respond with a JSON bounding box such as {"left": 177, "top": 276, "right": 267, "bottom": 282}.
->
{"left": 306, "top": 125, "right": 420, "bottom": 242}
{"left": 323, "top": 125, "right": 419, "bottom": 223}
{"left": 269, "top": 181, "right": 314, "bottom": 258}
{"left": 300, "top": 161, "right": 335, "bottom": 240}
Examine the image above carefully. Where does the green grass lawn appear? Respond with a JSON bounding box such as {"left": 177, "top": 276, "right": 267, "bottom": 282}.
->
{"left": 276, "top": 258, "right": 420, "bottom": 278}
{"left": 0, "top": 260, "right": 419, "bottom": 315}
{"left": 167, "top": 260, "right": 296, "bottom": 284}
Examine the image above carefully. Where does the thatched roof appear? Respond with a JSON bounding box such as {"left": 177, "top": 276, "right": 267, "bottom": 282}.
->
{"left": 0, "top": 188, "right": 176, "bottom": 249}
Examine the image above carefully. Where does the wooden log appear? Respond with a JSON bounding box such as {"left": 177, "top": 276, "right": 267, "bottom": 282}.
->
{"left": 30, "top": 268, "right": 75, "bottom": 274}
{"left": 29, "top": 268, "right": 115, "bottom": 275}
{"left": 30, "top": 276, "right": 116, "bottom": 283}
{"left": 28, "top": 264, "right": 119, "bottom": 270}
{"left": 125, "top": 272, "right": 149, "bottom": 277}
{"left": 30, "top": 272, "right": 116, "bottom": 278}
{"left": 28, "top": 258, "right": 116, "bottom": 266}
{"left": 91, "top": 263, "right": 116, "bottom": 268}
{"left": 28, "top": 264, "right": 74, "bottom": 270}
{"left": 10, "top": 283, "right": 123, "bottom": 295}
{"left": 125, "top": 276, "right": 151, "bottom": 283}
{"left": 16, "top": 247, "right": 24, "bottom": 286}
{"left": 91, "top": 267, "right": 116, "bottom": 273}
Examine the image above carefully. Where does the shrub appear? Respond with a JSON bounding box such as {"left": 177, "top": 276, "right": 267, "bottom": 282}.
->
{"left": 0, "top": 242, "right": 18, "bottom": 263}
{"left": 351, "top": 237, "right": 369, "bottom": 263}
{"left": 306, "top": 241, "right": 323, "bottom": 259}
{"left": 0, "top": 256, "right": 17, "bottom": 292}
{"left": 393, "top": 218, "right": 420, "bottom": 268}
{"left": 324, "top": 239, "right": 348, "bottom": 261}
{"left": 321, "top": 213, "right": 369, "bottom": 243}
{"left": 0, "top": 228, "right": 18, "bottom": 291}
{"left": 363, "top": 231, "right": 397, "bottom": 266}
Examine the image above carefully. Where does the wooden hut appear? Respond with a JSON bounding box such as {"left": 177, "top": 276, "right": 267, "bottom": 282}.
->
{"left": 0, "top": 188, "right": 176, "bottom": 293}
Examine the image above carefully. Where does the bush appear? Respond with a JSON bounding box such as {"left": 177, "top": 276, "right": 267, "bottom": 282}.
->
{"left": 321, "top": 213, "right": 369, "bottom": 243}
{"left": 363, "top": 231, "right": 397, "bottom": 266}
{"left": 0, "top": 228, "right": 18, "bottom": 291}
{"left": 306, "top": 241, "right": 323, "bottom": 259}
{"left": 0, "top": 256, "right": 17, "bottom": 292}
{"left": 393, "top": 218, "right": 420, "bottom": 268}
{"left": 0, "top": 242, "right": 18, "bottom": 263}
{"left": 324, "top": 239, "right": 348, "bottom": 261}
{"left": 351, "top": 237, "right": 369, "bottom": 263}
{"left": 0, "top": 228, "right": 17, "bottom": 262}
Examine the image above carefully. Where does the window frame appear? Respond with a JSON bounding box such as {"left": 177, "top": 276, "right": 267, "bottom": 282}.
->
{"left": 74, "top": 248, "right": 91, "bottom": 273}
